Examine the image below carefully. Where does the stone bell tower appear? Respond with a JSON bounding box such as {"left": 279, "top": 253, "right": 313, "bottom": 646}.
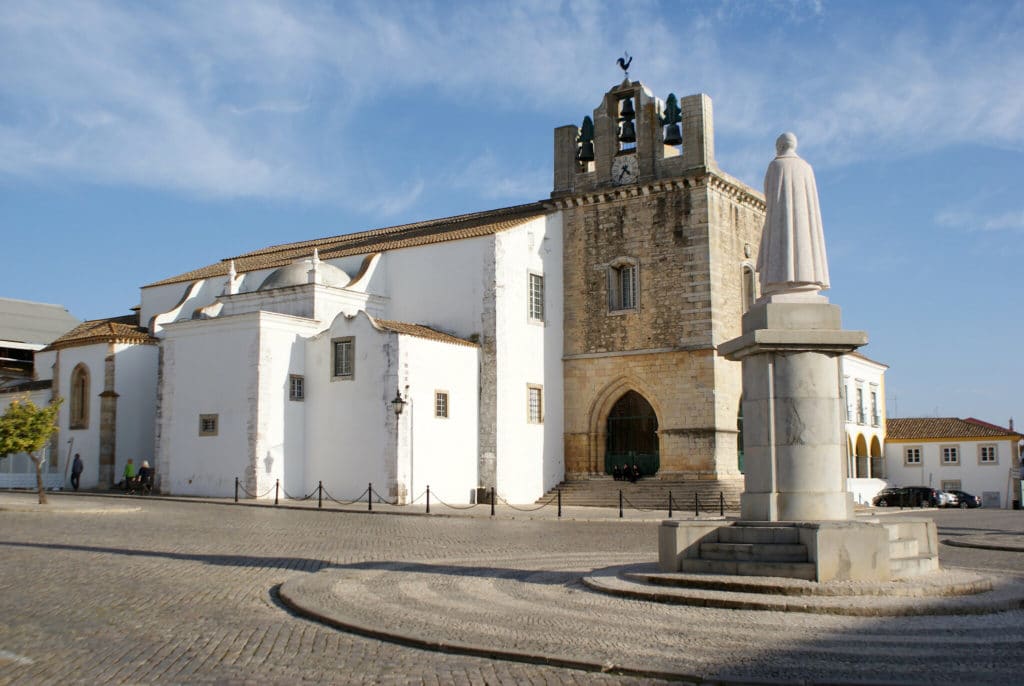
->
{"left": 551, "top": 79, "right": 765, "bottom": 483}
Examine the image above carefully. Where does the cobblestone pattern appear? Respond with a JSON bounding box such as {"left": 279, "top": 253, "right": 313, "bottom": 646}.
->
{"left": 0, "top": 498, "right": 670, "bottom": 685}
{"left": 1, "top": 496, "right": 1022, "bottom": 684}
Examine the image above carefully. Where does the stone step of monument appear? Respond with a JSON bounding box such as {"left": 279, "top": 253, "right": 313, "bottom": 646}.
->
{"left": 698, "top": 542, "right": 808, "bottom": 563}
{"left": 717, "top": 526, "right": 800, "bottom": 545}
{"left": 888, "top": 537, "right": 920, "bottom": 559}
{"left": 680, "top": 558, "right": 817, "bottom": 581}
{"left": 891, "top": 554, "right": 940, "bottom": 578}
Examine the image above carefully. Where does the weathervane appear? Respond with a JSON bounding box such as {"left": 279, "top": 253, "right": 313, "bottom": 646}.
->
{"left": 616, "top": 52, "right": 632, "bottom": 79}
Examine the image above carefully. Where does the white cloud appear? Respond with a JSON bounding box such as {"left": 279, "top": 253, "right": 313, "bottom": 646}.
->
{"left": 0, "top": 0, "right": 1020, "bottom": 208}
{"left": 937, "top": 208, "right": 1024, "bottom": 233}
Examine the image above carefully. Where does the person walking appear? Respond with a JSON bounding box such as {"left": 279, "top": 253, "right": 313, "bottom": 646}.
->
{"left": 70, "top": 453, "right": 83, "bottom": 491}
{"left": 123, "top": 459, "right": 136, "bottom": 490}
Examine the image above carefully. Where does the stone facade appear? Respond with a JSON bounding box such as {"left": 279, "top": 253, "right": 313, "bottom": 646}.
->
{"left": 554, "top": 81, "right": 764, "bottom": 480}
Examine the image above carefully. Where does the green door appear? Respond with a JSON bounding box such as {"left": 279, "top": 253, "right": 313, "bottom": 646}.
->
{"left": 604, "top": 390, "right": 660, "bottom": 476}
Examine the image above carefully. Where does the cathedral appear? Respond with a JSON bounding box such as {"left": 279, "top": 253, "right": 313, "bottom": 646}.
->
{"left": 9, "top": 80, "right": 768, "bottom": 503}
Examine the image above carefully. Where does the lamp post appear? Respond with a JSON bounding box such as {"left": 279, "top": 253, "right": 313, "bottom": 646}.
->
{"left": 391, "top": 388, "right": 412, "bottom": 503}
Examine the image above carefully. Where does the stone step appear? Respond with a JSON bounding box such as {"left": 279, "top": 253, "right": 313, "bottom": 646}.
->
{"left": 699, "top": 542, "right": 808, "bottom": 563}
{"left": 718, "top": 526, "right": 800, "bottom": 545}
{"left": 891, "top": 555, "right": 940, "bottom": 579}
{"left": 536, "top": 479, "right": 744, "bottom": 509}
{"left": 888, "top": 538, "right": 920, "bottom": 559}
{"left": 681, "top": 558, "right": 817, "bottom": 581}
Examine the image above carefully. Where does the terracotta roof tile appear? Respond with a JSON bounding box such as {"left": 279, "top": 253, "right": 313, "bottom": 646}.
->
{"left": 373, "top": 319, "right": 478, "bottom": 348}
{"left": 886, "top": 417, "right": 1022, "bottom": 441}
{"left": 45, "top": 314, "right": 157, "bottom": 351}
{"left": 146, "top": 202, "right": 547, "bottom": 288}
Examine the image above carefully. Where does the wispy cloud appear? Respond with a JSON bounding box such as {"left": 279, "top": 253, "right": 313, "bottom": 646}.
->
{"left": 0, "top": 0, "right": 1020, "bottom": 208}
{"left": 936, "top": 208, "right": 1024, "bottom": 233}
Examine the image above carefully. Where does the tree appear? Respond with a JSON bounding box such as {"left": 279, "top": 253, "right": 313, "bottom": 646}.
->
{"left": 0, "top": 397, "right": 62, "bottom": 504}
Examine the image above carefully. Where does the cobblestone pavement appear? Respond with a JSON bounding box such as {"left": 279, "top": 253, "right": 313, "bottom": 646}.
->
{"left": 1, "top": 494, "right": 1022, "bottom": 684}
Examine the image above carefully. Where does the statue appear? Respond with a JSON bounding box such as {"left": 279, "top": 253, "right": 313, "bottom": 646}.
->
{"left": 755, "top": 133, "right": 830, "bottom": 299}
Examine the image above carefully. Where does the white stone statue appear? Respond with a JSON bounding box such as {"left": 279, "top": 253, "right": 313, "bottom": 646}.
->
{"left": 756, "top": 133, "right": 830, "bottom": 299}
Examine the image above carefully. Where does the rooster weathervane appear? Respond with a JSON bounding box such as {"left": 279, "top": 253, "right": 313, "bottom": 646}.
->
{"left": 617, "top": 52, "right": 633, "bottom": 79}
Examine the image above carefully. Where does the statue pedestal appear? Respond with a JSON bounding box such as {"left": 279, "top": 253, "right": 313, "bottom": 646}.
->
{"left": 719, "top": 301, "right": 866, "bottom": 522}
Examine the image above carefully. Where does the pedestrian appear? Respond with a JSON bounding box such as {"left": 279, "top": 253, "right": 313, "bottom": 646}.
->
{"left": 612, "top": 464, "right": 621, "bottom": 481}
{"left": 70, "top": 453, "right": 83, "bottom": 491}
{"left": 137, "top": 460, "right": 153, "bottom": 493}
{"left": 123, "top": 458, "right": 136, "bottom": 490}
{"left": 631, "top": 464, "right": 640, "bottom": 483}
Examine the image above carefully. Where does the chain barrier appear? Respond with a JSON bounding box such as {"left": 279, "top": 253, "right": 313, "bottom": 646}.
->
{"left": 281, "top": 487, "right": 316, "bottom": 501}
{"left": 619, "top": 492, "right": 658, "bottom": 513}
{"left": 236, "top": 481, "right": 276, "bottom": 499}
{"left": 369, "top": 486, "right": 398, "bottom": 506}
{"left": 321, "top": 486, "right": 370, "bottom": 506}
{"left": 429, "top": 492, "right": 483, "bottom": 510}
{"left": 495, "top": 492, "right": 557, "bottom": 512}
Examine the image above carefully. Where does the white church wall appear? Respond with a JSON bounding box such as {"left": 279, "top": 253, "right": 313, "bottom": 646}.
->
{"left": 55, "top": 343, "right": 107, "bottom": 489}
{"left": 381, "top": 235, "right": 493, "bottom": 338}
{"left": 157, "top": 314, "right": 260, "bottom": 497}
{"left": 493, "top": 215, "right": 564, "bottom": 503}
{"left": 304, "top": 312, "right": 394, "bottom": 500}
{"left": 396, "top": 335, "right": 479, "bottom": 505}
{"left": 112, "top": 343, "right": 159, "bottom": 482}
{"left": 253, "top": 313, "right": 320, "bottom": 500}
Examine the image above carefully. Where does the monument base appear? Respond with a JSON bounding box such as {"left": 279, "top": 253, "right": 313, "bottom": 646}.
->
{"left": 741, "top": 490, "right": 855, "bottom": 522}
{"left": 658, "top": 518, "right": 937, "bottom": 582}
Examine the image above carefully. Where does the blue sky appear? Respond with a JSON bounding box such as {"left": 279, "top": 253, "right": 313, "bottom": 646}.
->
{"left": 1, "top": 0, "right": 1022, "bottom": 424}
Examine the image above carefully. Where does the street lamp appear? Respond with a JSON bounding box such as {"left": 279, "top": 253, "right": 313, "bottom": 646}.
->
{"left": 391, "top": 389, "right": 407, "bottom": 416}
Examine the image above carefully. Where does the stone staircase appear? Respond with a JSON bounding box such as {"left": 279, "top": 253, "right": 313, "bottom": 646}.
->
{"left": 536, "top": 477, "right": 744, "bottom": 512}
{"left": 885, "top": 519, "right": 940, "bottom": 578}
{"left": 681, "top": 524, "right": 816, "bottom": 580}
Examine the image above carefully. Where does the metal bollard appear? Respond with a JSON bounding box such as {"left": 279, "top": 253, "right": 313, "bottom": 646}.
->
{"left": 368, "top": 482, "right": 372, "bottom": 511}
{"left": 318, "top": 481, "right": 323, "bottom": 509}
{"left": 668, "top": 490, "right": 673, "bottom": 518}
{"left": 234, "top": 477, "right": 239, "bottom": 503}
{"left": 426, "top": 485, "right": 431, "bottom": 514}
{"left": 619, "top": 490, "right": 623, "bottom": 518}
{"left": 694, "top": 492, "right": 699, "bottom": 517}
{"left": 275, "top": 479, "right": 279, "bottom": 506}
{"left": 720, "top": 491, "right": 724, "bottom": 517}
{"left": 490, "top": 486, "right": 495, "bottom": 517}
{"left": 557, "top": 488, "right": 562, "bottom": 518}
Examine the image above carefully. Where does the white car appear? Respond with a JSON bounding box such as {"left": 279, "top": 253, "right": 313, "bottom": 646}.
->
{"left": 936, "top": 490, "right": 958, "bottom": 507}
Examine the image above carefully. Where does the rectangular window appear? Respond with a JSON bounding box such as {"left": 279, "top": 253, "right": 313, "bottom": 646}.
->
{"left": 527, "top": 384, "right": 543, "bottom": 424}
{"left": 941, "top": 479, "right": 961, "bottom": 492}
{"left": 528, "top": 273, "right": 544, "bottom": 322}
{"left": 608, "top": 263, "right": 638, "bottom": 311}
{"left": 856, "top": 388, "right": 865, "bottom": 424}
{"left": 289, "top": 375, "right": 305, "bottom": 401}
{"left": 979, "top": 444, "right": 997, "bottom": 464}
{"left": 435, "top": 391, "right": 449, "bottom": 418}
{"left": 198, "top": 414, "right": 218, "bottom": 437}
{"left": 904, "top": 447, "right": 922, "bottom": 465}
{"left": 941, "top": 446, "right": 959, "bottom": 465}
{"left": 870, "top": 391, "right": 879, "bottom": 426}
{"left": 844, "top": 384, "right": 852, "bottom": 422}
{"left": 332, "top": 337, "right": 354, "bottom": 379}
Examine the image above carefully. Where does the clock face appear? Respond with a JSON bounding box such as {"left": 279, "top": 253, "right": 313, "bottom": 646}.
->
{"left": 611, "top": 154, "right": 637, "bottom": 185}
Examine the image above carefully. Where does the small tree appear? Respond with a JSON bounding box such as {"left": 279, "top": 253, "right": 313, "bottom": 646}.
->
{"left": 0, "top": 397, "right": 62, "bottom": 504}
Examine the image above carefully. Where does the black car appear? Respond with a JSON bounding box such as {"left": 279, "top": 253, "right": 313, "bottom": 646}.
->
{"left": 872, "top": 486, "right": 940, "bottom": 508}
{"left": 946, "top": 489, "right": 983, "bottom": 508}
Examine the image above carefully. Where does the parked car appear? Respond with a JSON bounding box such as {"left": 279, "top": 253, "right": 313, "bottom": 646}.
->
{"left": 937, "top": 490, "right": 958, "bottom": 507}
{"left": 946, "top": 490, "right": 983, "bottom": 508}
{"left": 872, "top": 486, "right": 941, "bottom": 508}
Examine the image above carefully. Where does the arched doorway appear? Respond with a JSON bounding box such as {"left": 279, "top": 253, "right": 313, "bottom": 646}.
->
{"left": 604, "top": 390, "right": 659, "bottom": 476}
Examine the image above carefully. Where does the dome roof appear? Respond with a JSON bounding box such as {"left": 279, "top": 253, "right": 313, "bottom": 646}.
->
{"left": 258, "top": 255, "right": 350, "bottom": 291}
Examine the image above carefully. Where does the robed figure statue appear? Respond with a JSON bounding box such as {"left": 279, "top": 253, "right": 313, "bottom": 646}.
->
{"left": 756, "top": 133, "right": 830, "bottom": 299}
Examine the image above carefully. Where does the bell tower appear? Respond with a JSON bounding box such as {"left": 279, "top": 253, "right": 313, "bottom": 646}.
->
{"left": 552, "top": 78, "right": 764, "bottom": 484}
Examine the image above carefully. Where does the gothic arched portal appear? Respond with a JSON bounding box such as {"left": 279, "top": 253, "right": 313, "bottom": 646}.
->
{"left": 604, "top": 390, "right": 660, "bottom": 476}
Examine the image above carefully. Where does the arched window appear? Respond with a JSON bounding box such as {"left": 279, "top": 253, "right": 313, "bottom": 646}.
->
{"left": 69, "top": 363, "right": 90, "bottom": 429}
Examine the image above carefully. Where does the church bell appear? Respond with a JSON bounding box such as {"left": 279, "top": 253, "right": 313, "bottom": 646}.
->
{"left": 618, "top": 121, "right": 636, "bottom": 144}
{"left": 577, "top": 141, "right": 595, "bottom": 162}
{"left": 663, "top": 122, "right": 682, "bottom": 146}
{"left": 619, "top": 97, "right": 635, "bottom": 120}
